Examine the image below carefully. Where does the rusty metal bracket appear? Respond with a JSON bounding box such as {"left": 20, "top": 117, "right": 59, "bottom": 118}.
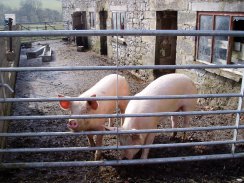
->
{"left": 0, "top": 73, "right": 14, "bottom": 96}
{"left": 6, "top": 18, "right": 15, "bottom": 62}
{"left": 0, "top": 83, "right": 14, "bottom": 93}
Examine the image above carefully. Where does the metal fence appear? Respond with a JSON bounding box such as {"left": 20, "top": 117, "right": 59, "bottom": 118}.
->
{"left": 18, "top": 21, "right": 68, "bottom": 42}
{"left": 0, "top": 30, "right": 244, "bottom": 168}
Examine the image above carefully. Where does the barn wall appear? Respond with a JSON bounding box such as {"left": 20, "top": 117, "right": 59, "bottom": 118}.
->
{"left": 106, "top": 0, "right": 156, "bottom": 80}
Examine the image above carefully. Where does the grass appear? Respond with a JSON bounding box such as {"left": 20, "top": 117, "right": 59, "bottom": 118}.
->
{"left": 1, "top": 0, "right": 62, "bottom": 12}
{"left": 19, "top": 22, "right": 65, "bottom": 42}
{"left": 0, "top": 21, "right": 65, "bottom": 43}
{"left": 19, "top": 22, "right": 65, "bottom": 30}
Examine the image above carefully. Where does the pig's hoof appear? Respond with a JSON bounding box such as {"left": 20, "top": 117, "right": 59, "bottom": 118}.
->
{"left": 95, "top": 153, "right": 102, "bottom": 161}
{"left": 170, "top": 132, "right": 177, "bottom": 141}
{"left": 181, "top": 134, "right": 188, "bottom": 142}
{"left": 90, "top": 143, "right": 96, "bottom": 147}
{"left": 169, "top": 136, "right": 176, "bottom": 141}
{"left": 181, "top": 136, "right": 190, "bottom": 142}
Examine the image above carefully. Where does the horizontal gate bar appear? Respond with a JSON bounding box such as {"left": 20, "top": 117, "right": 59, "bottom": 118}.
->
{"left": 1, "top": 153, "right": 244, "bottom": 168}
{"left": 0, "top": 109, "right": 243, "bottom": 121}
{"left": 1, "top": 140, "right": 244, "bottom": 153}
{"left": 1, "top": 64, "right": 244, "bottom": 72}
{"left": 0, "top": 93, "right": 241, "bottom": 103}
{"left": 0, "top": 30, "right": 244, "bottom": 37}
{"left": 1, "top": 125, "right": 244, "bottom": 137}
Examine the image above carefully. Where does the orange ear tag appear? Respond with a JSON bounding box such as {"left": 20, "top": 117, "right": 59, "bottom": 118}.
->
{"left": 60, "top": 100, "right": 71, "bottom": 109}
{"left": 58, "top": 95, "right": 71, "bottom": 110}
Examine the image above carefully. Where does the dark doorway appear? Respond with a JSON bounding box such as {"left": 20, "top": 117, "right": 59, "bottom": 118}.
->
{"left": 154, "top": 11, "right": 177, "bottom": 78}
{"left": 99, "top": 11, "right": 108, "bottom": 55}
{"left": 231, "top": 17, "right": 244, "bottom": 64}
{"left": 71, "top": 11, "right": 88, "bottom": 49}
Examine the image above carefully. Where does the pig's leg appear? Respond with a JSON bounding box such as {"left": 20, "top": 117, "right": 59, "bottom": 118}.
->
{"left": 182, "top": 115, "right": 190, "bottom": 141}
{"left": 118, "top": 100, "right": 128, "bottom": 126}
{"left": 181, "top": 104, "right": 194, "bottom": 141}
{"left": 171, "top": 116, "right": 179, "bottom": 139}
{"left": 118, "top": 100, "right": 128, "bottom": 114}
{"left": 108, "top": 118, "right": 112, "bottom": 127}
{"left": 87, "top": 135, "right": 95, "bottom": 147}
{"left": 94, "top": 134, "right": 103, "bottom": 160}
{"left": 140, "top": 133, "right": 156, "bottom": 159}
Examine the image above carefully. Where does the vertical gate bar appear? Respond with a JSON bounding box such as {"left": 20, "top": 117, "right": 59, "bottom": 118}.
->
{"left": 231, "top": 71, "right": 244, "bottom": 154}
{"left": 0, "top": 72, "right": 7, "bottom": 154}
{"left": 115, "top": 34, "right": 120, "bottom": 158}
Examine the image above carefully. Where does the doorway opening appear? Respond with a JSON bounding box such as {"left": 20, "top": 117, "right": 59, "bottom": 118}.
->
{"left": 154, "top": 11, "right": 177, "bottom": 78}
{"left": 71, "top": 11, "right": 88, "bottom": 49}
{"left": 99, "top": 11, "right": 108, "bottom": 55}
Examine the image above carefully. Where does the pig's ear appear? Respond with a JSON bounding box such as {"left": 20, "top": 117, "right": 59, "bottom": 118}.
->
{"left": 87, "top": 94, "right": 98, "bottom": 110}
{"left": 58, "top": 95, "right": 71, "bottom": 110}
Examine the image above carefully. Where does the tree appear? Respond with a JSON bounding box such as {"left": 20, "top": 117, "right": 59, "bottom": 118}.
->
{"left": 19, "top": 0, "right": 42, "bottom": 22}
{"left": 20, "top": 0, "right": 42, "bottom": 11}
{"left": 0, "top": 3, "right": 13, "bottom": 25}
{"left": 1, "top": 0, "right": 62, "bottom": 24}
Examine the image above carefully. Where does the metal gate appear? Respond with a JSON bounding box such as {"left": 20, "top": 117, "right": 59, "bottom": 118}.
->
{"left": 0, "top": 30, "right": 244, "bottom": 168}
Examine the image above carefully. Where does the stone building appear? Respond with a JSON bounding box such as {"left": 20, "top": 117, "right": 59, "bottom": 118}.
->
{"left": 61, "top": 0, "right": 244, "bottom": 109}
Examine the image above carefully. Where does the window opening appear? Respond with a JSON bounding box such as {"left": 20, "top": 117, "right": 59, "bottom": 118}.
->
{"left": 196, "top": 12, "right": 244, "bottom": 65}
{"left": 89, "top": 12, "right": 95, "bottom": 29}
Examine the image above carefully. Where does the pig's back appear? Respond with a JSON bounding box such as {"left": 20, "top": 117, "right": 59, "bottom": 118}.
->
{"left": 125, "top": 73, "right": 197, "bottom": 114}
{"left": 139, "top": 73, "right": 197, "bottom": 96}
{"left": 83, "top": 74, "right": 129, "bottom": 97}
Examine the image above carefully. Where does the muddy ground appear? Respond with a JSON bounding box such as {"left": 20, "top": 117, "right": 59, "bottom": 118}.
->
{"left": 0, "top": 39, "right": 244, "bottom": 182}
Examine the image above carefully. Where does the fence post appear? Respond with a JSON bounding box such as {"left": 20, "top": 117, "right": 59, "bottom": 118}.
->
{"left": 45, "top": 22, "right": 47, "bottom": 40}
{"left": 8, "top": 18, "right": 13, "bottom": 52}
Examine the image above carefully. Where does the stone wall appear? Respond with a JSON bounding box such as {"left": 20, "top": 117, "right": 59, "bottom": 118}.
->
{"left": 107, "top": 0, "right": 156, "bottom": 80}
{"left": 0, "top": 25, "right": 21, "bottom": 152}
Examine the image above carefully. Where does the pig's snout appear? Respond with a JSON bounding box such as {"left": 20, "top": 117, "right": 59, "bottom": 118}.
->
{"left": 67, "top": 120, "right": 79, "bottom": 129}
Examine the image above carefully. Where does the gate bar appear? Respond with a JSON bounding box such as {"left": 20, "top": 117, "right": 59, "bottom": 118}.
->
{"left": 1, "top": 125, "right": 244, "bottom": 137}
{"left": 1, "top": 153, "right": 244, "bottom": 168}
{"left": 0, "top": 30, "right": 244, "bottom": 37}
{"left": 0, "top": 93, "right": 241, "bottom": 103}
{"left": 0, "top": 109, "right": 243, "bottom": 120}
{"left": 0, "top": 64, "right": 244, "bottom": 72}
{"left": 1, "top": 140, "right": 244, "bottom": 153}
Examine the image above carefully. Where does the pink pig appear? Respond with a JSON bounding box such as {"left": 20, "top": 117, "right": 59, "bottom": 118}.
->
{"left": 59, "top": 74, "right": 129, "bottom": 160}
{"left": 106, "top": 73, "right": 197, "bottom": 160}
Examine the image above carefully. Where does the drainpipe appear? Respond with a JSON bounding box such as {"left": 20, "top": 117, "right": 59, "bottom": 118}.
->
{"left": 9, "top": 18, "right": 13, "bottom": 52}
{"left": 6, "top": 18, "right": 16, "bottom": 62}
